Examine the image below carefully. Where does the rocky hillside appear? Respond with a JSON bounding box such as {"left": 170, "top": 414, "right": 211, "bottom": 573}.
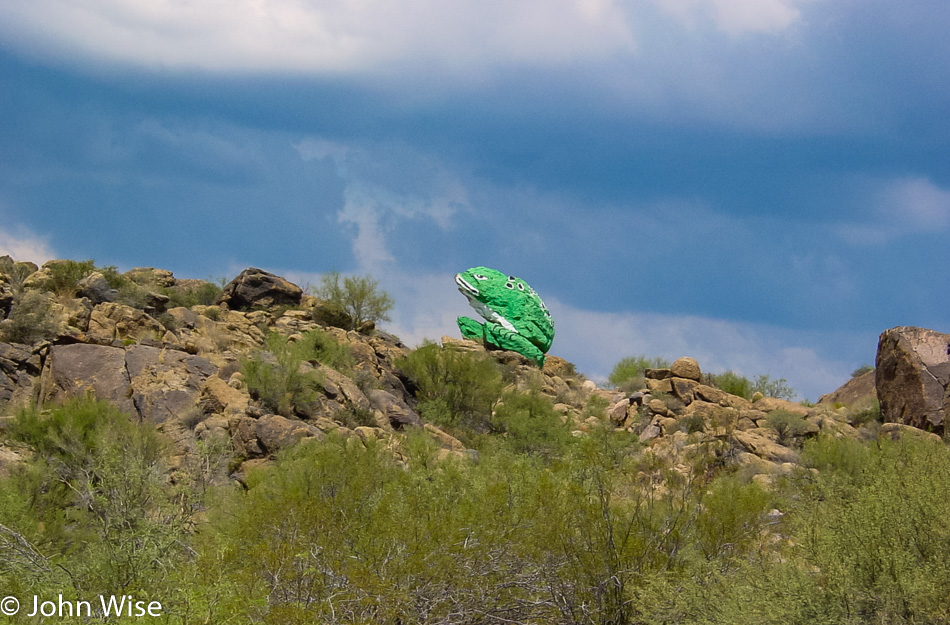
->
{"left": 4, "top": 257, "right": 950, "bottom": 625}
{"left": 2, "top": 256, "right": 944, "bottom": 486}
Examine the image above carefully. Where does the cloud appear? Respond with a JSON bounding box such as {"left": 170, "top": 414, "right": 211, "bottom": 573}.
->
{"left": 545, "top": 298, "right": 863, "bottom": 401}
{"left": 651, "top": 0, "right": 811, "bottom": 34}
{"left": 0, "top": 0, "right": 636, "bottom": 74}
{"left": 836, "top": 176, "right": 950, "bottom": 246}
{"left": 296, "top": 138, "right": 469, "bottom": 273}
{"left": 0, "top": 0, "right": 824, "bottom": 78}
{"left": 0, "top": 222, "right": 55, "bottom": 266}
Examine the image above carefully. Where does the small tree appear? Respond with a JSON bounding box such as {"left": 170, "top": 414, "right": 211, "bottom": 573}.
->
{"left": 314, "top": 271, "right": 394, "bottom": 330}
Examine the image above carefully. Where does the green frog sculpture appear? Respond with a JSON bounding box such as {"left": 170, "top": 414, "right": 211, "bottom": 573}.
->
{"left": 455, "top": 266, "right": 554, "bottom": 367}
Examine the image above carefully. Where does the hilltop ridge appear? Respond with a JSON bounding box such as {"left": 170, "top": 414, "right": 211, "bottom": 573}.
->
{"left": 0, "top": 258, "right": 906, "bottom": 482}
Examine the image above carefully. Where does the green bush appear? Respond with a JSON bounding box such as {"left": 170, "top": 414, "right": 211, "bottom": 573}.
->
{"left": 191, "top": 438, "right": 560, "bottom": 624}
{"left": 0, "top": 291, "right": 60, "bottom": 344}
{"left": 765, "top": 409, "right": 813, "bottom": 443}
{"left": 710, "top": 370, "right": 753, "bottom": 399}
{"left": 849, "top": 399, "right": 883, "bottom": 427}
{"left": 42, "top": 259, "right": 96, "bottom": 295}
{"left": 790, "top": 435, "right": 950, "bottom": 623}
{"left": 313, "top": 271, "right": 394, "bottom": 330}
{"left": 163, "top": 279, "right": 225, "bottom": 308}
{"left": 397, "top": 341, "right": 504, "bottom": 432}
{"left": 1, "top": 398, "right": 194, "bottom": 598}
{"left": 490, "top": 389, "right": 573, "bottom": 458}
{"left": 609, "top": 355, "right": 671, "bottom": 393}
{"left": 241, "top": 331, "right": 338, "bottom": 417}
{"left": 851, "top": 364, "right": 874, "bottom": 378}
{"left": 695, "top": 475, "right": 771, "bottom": 559}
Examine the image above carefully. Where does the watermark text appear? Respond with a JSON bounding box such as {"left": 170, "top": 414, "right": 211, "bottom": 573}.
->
{"left": 1, "top": 594, "right": 163, "bottom": 618}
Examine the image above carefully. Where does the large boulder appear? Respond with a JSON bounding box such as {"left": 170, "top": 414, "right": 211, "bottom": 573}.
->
{"left": 39, "top": 343, "right": 217, "bottom": 424}
{"left": 217, "top": 268, "right": 302, "bottom": 310}
{"left": 77, "top": 271, "right": 117, "bottom": 304}
{"left": 875, "top": 326, "right": 950, "bottom": 432}
{"left": 40, "top": 343, "right": 137, "bottom": 414}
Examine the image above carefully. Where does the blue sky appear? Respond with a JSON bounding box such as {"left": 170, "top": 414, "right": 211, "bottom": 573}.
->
{"left": 1, "top": 0, "right": 948, "bottom": 400}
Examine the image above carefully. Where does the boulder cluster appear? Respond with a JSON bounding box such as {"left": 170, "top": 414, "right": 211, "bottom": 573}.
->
{"left": 0, "top": 257, "right": 948, "bottom": 484}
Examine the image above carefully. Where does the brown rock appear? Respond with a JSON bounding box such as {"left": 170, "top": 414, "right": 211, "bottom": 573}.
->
{"left": 752, "top": 396, "right": 810, "bottom": 416}
{"left": 255, "top": 414, "right": 324, "bottom": 453}
{"left": 733, "top": 429, "right": 799, "bottom": 464}
{"left": 880, "top": 422, "right": 943, "bottom": 443}
{"left": 77, "top": 272, "right": 116, "bottom": 304}
{"left": 40, "top": 343, "right": 135, "bottom": 413}
{"left": 819, "top": 369, "right": 877, "bottom": 407}
{"left": 87, "top": 302, "right": 165, "bottom": 343}
{"left": 125, "top": 267, "right": 176, "bottom": 288}
{"left": 217, "top": 267, "right": 303, "bottom": 310}
{"left": 671, "top": 377, "right": 698, "bottom": 405}
{"left": 424, "top": 423, "right": 466, "bottom": 452}
{"left": 646, "top": 378, "right": 673, "bottom": 394}
{"left": 367, "top": 389, "right": 423, "bottom": 429}
{"left": 199, "top": 375, "right": 250, "bottom": 417}
{"left": 0, "top": 342, "right": 42, "bottom": 411}
{"left": 670, "top": 357, "right": 702, "bottom": 381}
{"left": 875, "top": 326, "right": 950, "bottom": 432}
{"left": 645, "top": 368, "right": 672, "bottom": 380}
{"left": 124, "top": 345, "right": 217, "bottom": 424}
{"left": 542, "top": 355, "right": 576, "bottom": 379}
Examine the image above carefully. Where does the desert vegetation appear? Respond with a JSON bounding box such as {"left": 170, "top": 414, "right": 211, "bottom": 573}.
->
{"left": 0, "top": 258, "right": 947, "bottom": 624}
{"left": 2, "top": 393, "right": 950, "bottom": 624}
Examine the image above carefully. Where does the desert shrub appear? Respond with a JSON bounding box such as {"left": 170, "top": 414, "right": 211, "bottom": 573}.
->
{"left": 677, "top": 413, "right": 706, "bottom": 434}
{"left": 94, "top": 264, "right": 127, "bottom": 290}
{"left": 192, "top": 437, "right": 558, "bottom": 624}
{"left": 202, "top": 305, "right": 223, "bottom": 320}
{"left": 1, "top": 398, "right": 194, "bottom": 597}
{"left": 710, "top": 370, "right": 753, "bottom": 399}
{"left": 765, "top": 409, "right": 812, "bottom": 443}
{"left": 609, "top": 355, "right": 671, "bottom": 393}
{"left": 337, "top": 402, "right": 378, "bottom": 429}
{"left": 0, "top": 291, "right": 60, "bottom": 344}
{"left": 241, "top": 332, "right": 329, "bottom": 417}
{"left": 312, "top": 271, "right": 394, "bottom": 330}
{"left": 695, "top": 475, "right": 771, "bottom": 560}
{"left": 164, "top": 279, "right": 224, "bottom": 308}
{"left": 791, "top": 435, "right": 950, "bottom": 623}
{"left": 293, "top": 327, "right": 354, "bottom": 372}
{"left": 583, "top": 393, "right": 610, "bottom": 420}
{"left": 851, "top": 364, "right": 874, "bottom": 378}
{"left": 397, "top": 341, "right": 504, "bottom": 432}
{"left": 490, "top": 389, "right": 574, "bottom": 458}
{"left": 42, "top": 259, "right": 96, "bottom": 295}
{"left": 848, "top": 397, "right": 883, "bottom": 427}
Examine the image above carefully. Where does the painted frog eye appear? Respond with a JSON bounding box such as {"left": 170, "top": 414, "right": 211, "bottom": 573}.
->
{"left": 517, "top": 283, "right": 524, "bottom": 291}
{"left": 472, "top": 274, "right": 488, "bottom": 281}
{"left": 505, "top": 281, "right": 514, "bottom": 289}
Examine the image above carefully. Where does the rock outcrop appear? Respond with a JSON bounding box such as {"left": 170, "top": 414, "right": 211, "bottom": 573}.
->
{"left": 876, "top": 326, "right": 950, "bottom": 433}
{"left": 217, "top": 267, "right": 303, "bottom": 310}
{"left": 819, "top": 369, "right": 876, "bottom": 408}
{"left": 0, "top": 255, "right": 945, "bottom": 489}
